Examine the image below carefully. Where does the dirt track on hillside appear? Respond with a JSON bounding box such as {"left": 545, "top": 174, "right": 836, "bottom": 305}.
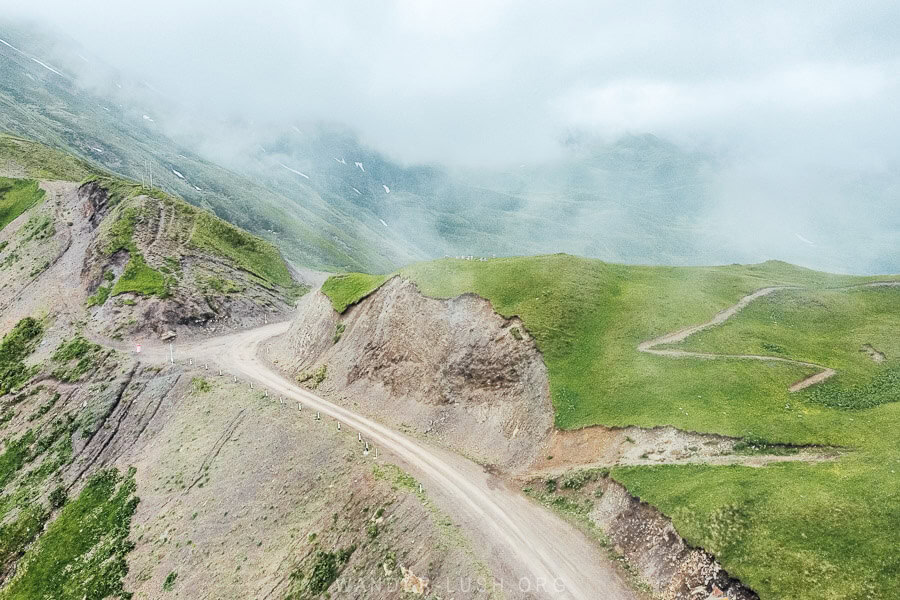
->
{"left": 133, "top": 325, "right": 640, "bottom": 600}
{"left": 638, "top": 281, "right": 900, "bottom": 392}
{"left": 637, "top": 286, "right": 837, "bottom": 391}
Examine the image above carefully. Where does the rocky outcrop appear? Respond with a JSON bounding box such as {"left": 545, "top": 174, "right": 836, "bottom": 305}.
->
{"left": 267, "top": 277, "right": 554, "bottom": 472}
{"left": 593, "top": 478, "right": 758, "bottom": 600}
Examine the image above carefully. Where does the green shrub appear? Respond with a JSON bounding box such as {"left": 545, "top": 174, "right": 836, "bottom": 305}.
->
{"left": 289, "top": 546, "right": 356, "bottom": 597}
{"left": 162, "top": 571, "right": 178, "bottom": 591}
{"left": 299, "top": 364, "right": 328, "bottom": 389}
{"left": 203, "top": 276, "right": 242, "bottom": 295}
{"left": 48, "top": 486, "right": 67, "bottom": 509}
{"left": 366, "top": 521, "right": 379, "bottom": 539}
{"left": 561, "top": 468, "right": 608, "bottom": 490}
{"left": 190, "top": 377, "right": 211, "bottom": 394}
{"left": 86, "top": 285, "right": 111, "bottom": 307}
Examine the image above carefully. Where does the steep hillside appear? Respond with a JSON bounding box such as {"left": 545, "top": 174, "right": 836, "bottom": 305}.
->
{"left": 269, "top": 277, "right": 554, "bottom": 472}
{"left": 0, "top": 145, "right": 500, "bottom": 599}
{"left": 0, "top": 320, "right": 497, "bottom": 599}
{"left": 320, "top": 256, "right": 900, "bottom": 600}
{"left": 0, "top": 21, "right": 411, "bottom": 273}
{"left": 79, "top": 177, "right": 303, "bottom": 340}
{"left": 0, "top": 137, "right": 304, "bottom": 344}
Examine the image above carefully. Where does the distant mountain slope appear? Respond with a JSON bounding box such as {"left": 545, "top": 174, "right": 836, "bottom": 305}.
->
{"left": 2, "top": 19, "right": 897, "bottom": 275}
{"left": 0, "top": 21, "right": 415, "bottom": 273}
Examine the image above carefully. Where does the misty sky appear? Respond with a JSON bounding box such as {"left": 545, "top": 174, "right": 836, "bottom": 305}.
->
{"left": 7, "top": 0, "right": 900, "bottom": 168}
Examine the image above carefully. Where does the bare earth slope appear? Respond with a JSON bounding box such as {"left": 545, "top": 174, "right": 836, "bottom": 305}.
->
{"left": 269, "top": 277, "right": 555, "bottom": 472}
{"left": 0, "top": 176, "right": 502, "bottom": 598}
{"left": 136, "top": 323, "right": 640, "bottom": 600}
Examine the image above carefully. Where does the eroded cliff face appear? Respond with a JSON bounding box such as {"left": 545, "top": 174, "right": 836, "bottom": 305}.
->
{"left": 267, "top": 277, "right": 554, "bottom": 472}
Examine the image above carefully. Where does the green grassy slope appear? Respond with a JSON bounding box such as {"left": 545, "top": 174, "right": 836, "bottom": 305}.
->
{"left": 397, "top": 256, "right": 890, "bottom": 438}
{"left": 89, "top": 175, "right": 301, "bottom": 297}
{"left": 320, "top": 273, "right": 389, "bottom": 312}
{"left": 0, "top": 177, "right": 44, "bottom": 231}
{"left": 0, "top": 469, "right": 138, "bottom": 600}
{"left": 614, "top": 284, "right": 900, "bottom": 600}
{"left": 0, "top": 136, "right": 95, "bottom": 182}
{"left": 322, "top": 255, "right": 900, "bottom": 600}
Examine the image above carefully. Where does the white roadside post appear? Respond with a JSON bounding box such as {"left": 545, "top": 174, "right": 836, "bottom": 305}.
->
{"left": 337, "top": 422, "right": 341, "bottom": 431}
{"left": 298, "top": 402, "right": 302, "bottom": 411}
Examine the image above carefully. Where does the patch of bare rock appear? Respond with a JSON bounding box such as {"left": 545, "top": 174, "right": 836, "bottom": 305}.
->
{"left": 265, "top": 277, "right": 555, "bottom": 473}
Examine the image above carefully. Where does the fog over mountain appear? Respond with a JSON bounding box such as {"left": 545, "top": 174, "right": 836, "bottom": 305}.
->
{"left": 1, "top": 1, "right": 898, "bottom": 273}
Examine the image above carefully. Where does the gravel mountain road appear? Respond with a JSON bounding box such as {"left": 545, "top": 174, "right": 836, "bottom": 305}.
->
{"left": 136, "top": 322, "right": 639, "bottom": 600}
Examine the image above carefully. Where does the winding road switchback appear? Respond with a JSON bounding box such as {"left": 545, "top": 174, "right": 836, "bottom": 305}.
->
{"left": 638, "top": 286, "right": 837, "bottom": 391}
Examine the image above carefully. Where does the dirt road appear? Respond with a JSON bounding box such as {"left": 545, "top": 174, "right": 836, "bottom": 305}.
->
{"left": 137, "top": 323, "right": 639, "bottom": 600}
{"left": 637, "top": 286, "right": 837, "bottom": 391}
